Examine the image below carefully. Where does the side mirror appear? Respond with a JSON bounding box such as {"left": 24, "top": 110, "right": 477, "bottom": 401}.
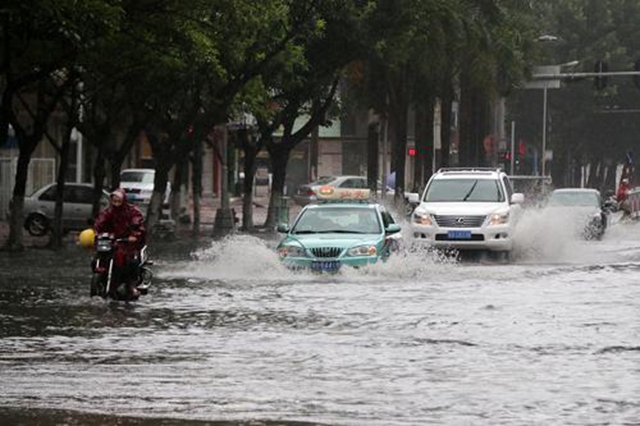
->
{"left": 407, "top": 193, "right": 420, "bottom": 204}
{"left": 276, "top": 223, "right": 290, "bottom": 233}
{"left": 511, "top": 193, "right": 525, "bottom": 204}
{"left": 385, "top": 223, "right": 401, "bottom": 234}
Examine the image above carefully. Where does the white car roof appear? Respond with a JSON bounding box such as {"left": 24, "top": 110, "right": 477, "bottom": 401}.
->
{"left": 552, "top": 188, "right": 599, "bottom": 194}
{"left": 121, "top": 168, "right": 155, "bottom": 174}
{"left": 433, "top": 172, "right": 500, "bottom": 180}
{"left": 433, "top": 167, "right": 503, "bottom": 180}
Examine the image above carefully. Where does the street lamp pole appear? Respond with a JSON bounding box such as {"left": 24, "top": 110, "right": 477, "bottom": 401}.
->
{"left": 542, "top": 86, "right": 548, "bottom": 177}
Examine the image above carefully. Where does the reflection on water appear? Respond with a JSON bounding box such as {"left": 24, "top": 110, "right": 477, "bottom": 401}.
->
{"left": 2, "top": 222, "right": 640, "bottom": 425}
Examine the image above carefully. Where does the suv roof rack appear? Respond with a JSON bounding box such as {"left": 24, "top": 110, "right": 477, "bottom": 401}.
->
{"left": 437, "top": 167, "right": 502, "bottom": 173}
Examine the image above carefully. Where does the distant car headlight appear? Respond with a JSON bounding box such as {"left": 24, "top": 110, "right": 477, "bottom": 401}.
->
{"left": 347, "top": 245, "right": 377, "bottom": 257}
{"left": 412, "top": 211, "right": 432, "bottom": 226}
{"left": 278, "top": 244, "right": 306, "bottom": 258}
{"left": 489, "top": 211, "right": 509, "bottom": 226}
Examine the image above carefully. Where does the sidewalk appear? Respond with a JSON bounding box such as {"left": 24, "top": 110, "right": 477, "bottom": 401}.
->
{"left": 0, "top": 194, "right": 302, "bottom": 249}
{"left": 194, "top": 194, "right": 301, "bottom": 228}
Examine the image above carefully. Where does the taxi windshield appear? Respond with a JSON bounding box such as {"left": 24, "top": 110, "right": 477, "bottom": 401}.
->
{"left": 292, "top": 207, "right": 381, "bottom": 234}
{"left": 425, "top": 178, "right": 505, "bottom": 202}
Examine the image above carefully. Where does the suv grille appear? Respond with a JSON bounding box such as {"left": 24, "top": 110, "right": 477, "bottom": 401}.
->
{"left": 434, "top": 215, "right": 486, "bottom": 228}
{"left": 311, "top": 247, "right": 342, "bottom": 258}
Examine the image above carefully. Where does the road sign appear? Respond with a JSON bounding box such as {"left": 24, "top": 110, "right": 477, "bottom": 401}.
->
{"left": 523, "top": 65, "right": 561, "bottom": 89}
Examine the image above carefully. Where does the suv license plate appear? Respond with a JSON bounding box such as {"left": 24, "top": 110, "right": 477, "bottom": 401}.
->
{"left": 311, "top": 261, "right": 340, "bottom": 271}
{"left": 448, "top": 230, "right": 472, "bottom": 240}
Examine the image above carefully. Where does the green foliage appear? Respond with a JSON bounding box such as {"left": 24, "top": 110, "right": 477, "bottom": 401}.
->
{"left": 509, "top": 0, "right": 640, "bottom": 180}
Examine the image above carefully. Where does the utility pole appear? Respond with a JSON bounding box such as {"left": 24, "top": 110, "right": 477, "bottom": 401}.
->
{"left": 510, "top": 121, "right": 515, "bottom": 175}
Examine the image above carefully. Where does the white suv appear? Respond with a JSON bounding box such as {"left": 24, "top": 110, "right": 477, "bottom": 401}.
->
{"left": 409, "top": 168, "right": 524, "bottom": 253}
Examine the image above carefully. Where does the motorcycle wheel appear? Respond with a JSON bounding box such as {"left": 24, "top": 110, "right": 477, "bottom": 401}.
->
{"left": 90, "top": 273, "right": 106, "bottom": 298}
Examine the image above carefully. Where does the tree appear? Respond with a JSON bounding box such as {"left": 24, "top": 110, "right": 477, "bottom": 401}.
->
{"left": 256, "top": 0, "right": 364, "bottom": 228}
{"left": 0, "top": 0, "right": 122, "bottom": 250}
{"left": 509, "top": 0, "right": 640, "bottom": 187}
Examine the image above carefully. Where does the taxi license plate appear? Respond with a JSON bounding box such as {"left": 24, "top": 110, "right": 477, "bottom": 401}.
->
{"left": 448, "top": 230, "right": 472, "bottom": 240}
{"left": 311, "top": 261, "right": 341, "bottom": 271}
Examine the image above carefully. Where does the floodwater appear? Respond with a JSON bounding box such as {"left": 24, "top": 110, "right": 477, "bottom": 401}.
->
{"left": 1, "top": 211, "right": 640, "bottom": 425}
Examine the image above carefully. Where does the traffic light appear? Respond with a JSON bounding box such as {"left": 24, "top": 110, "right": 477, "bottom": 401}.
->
{"left": 594, "top": 60, "right": 608, "bottom": 90}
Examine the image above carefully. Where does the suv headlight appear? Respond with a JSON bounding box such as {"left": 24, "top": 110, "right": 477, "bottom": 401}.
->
{"left": 489, "top": 211, "right": 509, "bottom": 226}
{"left": 347, "top": 245, "right": 377, "bottom": 257}
{"left": 413, "top": 211, "right": 432, "bottom": 226}
{"left": 278, "top": 244, "right": 306, "bottom": 258}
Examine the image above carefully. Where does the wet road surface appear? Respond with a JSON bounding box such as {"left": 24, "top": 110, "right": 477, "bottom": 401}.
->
{"left": 1, "top": 213, "right": 640, "bottom": 425}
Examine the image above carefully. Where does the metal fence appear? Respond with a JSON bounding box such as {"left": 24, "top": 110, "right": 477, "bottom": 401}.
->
{"left": 0, "top": 157, "right": 56, "bottom": 220}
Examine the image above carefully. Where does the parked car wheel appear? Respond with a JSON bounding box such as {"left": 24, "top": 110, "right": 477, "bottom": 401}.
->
{"left": 25, "top": 213, "right": 50, "bottom": 237}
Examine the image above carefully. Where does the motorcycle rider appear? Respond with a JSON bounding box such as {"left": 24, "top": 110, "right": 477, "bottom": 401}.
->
{"left": 94, "top": 188, "right": 146, "bottom": 298}
{"left": 617, "top": 177, "right": 631, "bottom": 217}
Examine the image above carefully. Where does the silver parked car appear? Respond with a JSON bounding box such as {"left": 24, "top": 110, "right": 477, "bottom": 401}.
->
{"left": 23, "top": 183, "right": 109, "bottom": 236}
{"left": 293, "top": 176, "right": 397, "bottom": 206}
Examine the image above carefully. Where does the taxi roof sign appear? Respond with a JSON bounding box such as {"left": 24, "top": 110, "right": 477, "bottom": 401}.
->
{"left": 315, "top": 187, "right": 371, "bottom": 201}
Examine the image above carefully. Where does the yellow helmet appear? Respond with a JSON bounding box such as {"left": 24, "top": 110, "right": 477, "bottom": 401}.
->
{"left": 78, "top": 228, "right": 96, "bottom": 249}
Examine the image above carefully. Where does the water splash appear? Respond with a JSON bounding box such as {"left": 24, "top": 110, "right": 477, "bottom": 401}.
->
{"left": 158, "top": 232, "right": 462, "bottom": 284}
{"left": 159, "top": 235, "right": 297, "bottom": 282}
{"left": 512, "top": 208, "right": 617, "bottom": 264}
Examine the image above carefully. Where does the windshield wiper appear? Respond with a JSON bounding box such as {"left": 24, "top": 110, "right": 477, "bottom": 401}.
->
{"left": 294, "top": 230, "right": 317, "bottom": 234}
{"left": 462, "top": 180, "right": 479, "bottom": 201}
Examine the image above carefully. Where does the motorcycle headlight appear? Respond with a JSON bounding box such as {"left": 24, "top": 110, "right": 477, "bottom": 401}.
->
{"left": 96, "top": 241, "right": 112, "bottom": 252}
{"left": 278, "top": 244, "right": 306, "bottom": 258}
{"left": 413, "top": 211, "right": 432, "bottom": 226}
{"left": 489, "top": 211, "right": 509, "bottom": 226}
{"left": 347, "top": 245, "right": 377, "bottom": 257}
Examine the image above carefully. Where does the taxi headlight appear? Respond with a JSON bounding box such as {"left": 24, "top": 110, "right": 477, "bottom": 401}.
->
{"left": 489, "top": 211, "right": 509, "bottom": 226}
{"left": 347, "top": 245, "right": 377, "bottom": 257}
{"left": 278, "top": 245, "right": 306, "bottom": 258}
{"left": 413, "top": 211, "right": 432, "bottom": 226}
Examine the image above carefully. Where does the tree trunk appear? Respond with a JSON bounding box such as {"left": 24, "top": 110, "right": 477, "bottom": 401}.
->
{"left": 389, "top": 97, "right": 408, "bottom": 204}
{"left": 170, "top": 159, "right": 186, "bottom": 224}
{"left": 440, "top": 90, "right": 453, "bottom": 169}
{"left": 367, "top": 122, "right": 379, "bottom": 193}
{"left": 146, "top": 160, "right": 171, "bottom": 235}
{"left": 191, "top": 139, "right": 203, "bottom": 237}
{"left": 241, "top": 145, "right": 258, "bottom": 231}
{"left": 6, "top": 150, "right": 32, "bottom": 251}
{"left": 108, "top": 158, "right": 123, "bottom": 190}
{"left": 264, "top": 144, "right": 292, "bottom": 229}
{"left": 414, "top": 101, "right": 434, "bottom": 191}
{"left": 51, "top": 137, "right": 71, "bottom": 249}
{"left": 92, "top": 149, "right": 107, "bottom": 218}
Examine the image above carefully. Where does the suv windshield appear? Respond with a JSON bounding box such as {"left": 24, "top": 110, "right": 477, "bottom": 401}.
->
{"left": 121, "top": 171, "right": 154, "bottom": 184}
{"left": 425, "top": 179, "right": 505, "bottom": 202}
{"left": 292, "top": 207, "right": 381, "bottom": 234}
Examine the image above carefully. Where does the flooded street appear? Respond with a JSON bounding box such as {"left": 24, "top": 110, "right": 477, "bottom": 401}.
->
{"left": 2, "top": 215, "right": 640, "bottom": 425}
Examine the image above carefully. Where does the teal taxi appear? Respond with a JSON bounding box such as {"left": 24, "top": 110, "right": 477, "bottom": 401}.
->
{"left": 276, "top": 200, "right": 402, "bottom": 272}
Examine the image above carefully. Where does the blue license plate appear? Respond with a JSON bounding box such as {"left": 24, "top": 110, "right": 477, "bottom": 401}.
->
{"left": 448, "top": 230, "right": 472, "bottom": 240}
{"left": 311, "top": 261, "right": 341, "bottom": 271}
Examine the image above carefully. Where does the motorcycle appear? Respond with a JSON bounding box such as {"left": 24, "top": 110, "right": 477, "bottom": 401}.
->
{"left": 90, "top": 233, "right": 152, "bottom": 301}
